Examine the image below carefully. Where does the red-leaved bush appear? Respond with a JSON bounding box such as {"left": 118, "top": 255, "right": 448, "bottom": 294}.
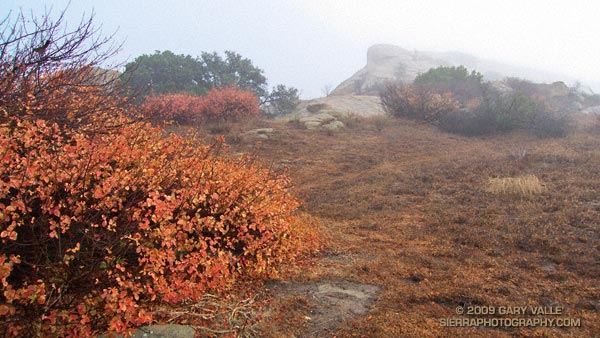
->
{"left": 197, "top": 86, "right": 259, "bottom": 122}
{"left": 140, "top": 86, "right": 259, "bottom": 124}
{"left": 0, "top": 112, "right": 318, "bottom": 336}
{"left": 1, "top": 10, "right": 318, "bottom": 336}
{"left": 140, "top": 93, "right": 202, "bottom": 124}
{"left": 1, "top": 45, "right": 315, "bottom": 338}
{"left": 0, "top": 113, "right": 310, "bottom": 336}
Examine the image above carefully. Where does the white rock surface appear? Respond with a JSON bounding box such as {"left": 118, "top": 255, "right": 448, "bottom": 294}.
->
{"left": 292, "top": 95, "right": 385, "bottom": 118}
{"left": 331, "top": 44, "right": 451, "bottom": 96}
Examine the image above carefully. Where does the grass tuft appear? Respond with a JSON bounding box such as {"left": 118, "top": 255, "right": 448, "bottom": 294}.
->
{"left": 487, "top": 174, "right": 545, "bottom": 196}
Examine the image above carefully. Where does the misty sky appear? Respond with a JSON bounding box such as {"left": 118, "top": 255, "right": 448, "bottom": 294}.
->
{"left": 2, "top": 0, "right": 600, "bottom": 98}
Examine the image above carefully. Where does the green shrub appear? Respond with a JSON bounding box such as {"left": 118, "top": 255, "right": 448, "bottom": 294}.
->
{"left": 439, "top": 109, "right": 492, "bottom": 136}
{"left": 529, "top": 108, "right": 572, "bottom": 138}
{"left": 478, "top": 90, "right": 537, "bottom": 132}
{"left": 439, "top": 89, "right": 572, "bottom": 137}
{"left": 414, "top": 65, "right": 484, "bottom": 103}
{"left": 261, "top": 85, "right": 300, "bottom": 116}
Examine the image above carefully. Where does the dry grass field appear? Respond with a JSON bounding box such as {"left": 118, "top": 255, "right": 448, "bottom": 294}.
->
{"left": 190, "top": 114, "right": 599, "bottom": 337}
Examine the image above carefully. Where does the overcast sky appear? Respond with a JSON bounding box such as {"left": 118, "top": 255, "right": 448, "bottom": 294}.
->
{"left": 3, "top": 0, "right": 600, "bottom": 98}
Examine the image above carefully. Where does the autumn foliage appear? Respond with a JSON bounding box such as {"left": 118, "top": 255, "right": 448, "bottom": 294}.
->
{"left": 140, "top": 86, "right": 259, "bottom": 124}
{"left": 140, "top": 93, "right": 201, "bottom": 124}
{"left": 0, "top": 10, "right": 316, "bottom": 338}
{"left": 1, "top": 115, "right": 314, "bottom": 336}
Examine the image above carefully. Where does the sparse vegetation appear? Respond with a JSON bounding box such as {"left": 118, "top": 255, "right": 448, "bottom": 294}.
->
{"left": 379, "top": 83, "right": 459, "bottom": 124}
{"left": 235, "top": 115, "right": 600, "bottom": 337}
{"left": 382, "top": 66, "right": 574, "bottom": 138}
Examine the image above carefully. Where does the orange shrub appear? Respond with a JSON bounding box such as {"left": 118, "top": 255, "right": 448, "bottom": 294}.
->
{"left": 1, "top": 12, "right": 314, "bottom": 337}
{"left": 0, "top": 66, "right": 130, "bottom": 131}
{"left": 0, "top": 114, "right": 317, "bottom": 336}
{"left": 0, "top": 71, "right": 316, "bottom": 337}
{"left": 197, "top": 86, "right": 259, "bottom": 122}
{"left": 1, "top": 14, "right": 313, "bottom": 334}
{"left": 140, "top": 93, "right": 202, "bottom": 124}
{"left": 140, "top": 87, "right": 259, "bottom": 124}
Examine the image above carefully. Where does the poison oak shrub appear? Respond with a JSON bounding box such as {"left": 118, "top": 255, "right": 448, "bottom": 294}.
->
{"left": 1, "top": 10, "right": 316, "bottom": 336}
{"left": 140, "top": 93, "right": 202, "bottom": 124}
{"left": 141, "top": 86, "right": 259, "bottom": 124}
{"left": 198, "top": 86, "right": 259, "bottom": 122}
{"left": 0, "top": 114, "right": 316, "bottom": 336}
{"left": 0, "top": 67, "right": 131, "bottom": 132}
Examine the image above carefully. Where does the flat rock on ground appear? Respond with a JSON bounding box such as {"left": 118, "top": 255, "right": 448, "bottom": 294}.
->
{"left": 98, "top": 324, "right": 195, "bottom": 338}
{"left": 266, "top": 280, "right": 382, "bottom": 337}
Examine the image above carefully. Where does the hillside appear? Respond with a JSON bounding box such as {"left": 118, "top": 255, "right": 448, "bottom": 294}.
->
{"left": 179, "top": 113, "right": 600, "bottom": 337}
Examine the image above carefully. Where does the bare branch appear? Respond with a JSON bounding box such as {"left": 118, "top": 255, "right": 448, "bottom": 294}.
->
{"left": 0, "top": 5, "right": 132, "bottom": 131}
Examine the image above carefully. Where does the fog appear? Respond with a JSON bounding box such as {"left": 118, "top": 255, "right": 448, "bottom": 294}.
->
{"left": 3, "top": 0, "right": 600, "bottom": 98}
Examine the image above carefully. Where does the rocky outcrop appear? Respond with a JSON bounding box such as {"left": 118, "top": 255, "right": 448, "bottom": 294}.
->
{"left": 331, "top": 44, "right": 590, "bottom": 97}
{"left": 331, "top": 44, "right": 451, "bottom": 96}
{"left": 292, "top": 95, "right": 385, "bottom": 118}
{"left": 298, "top": 112, "right": 344, "bottom": 130}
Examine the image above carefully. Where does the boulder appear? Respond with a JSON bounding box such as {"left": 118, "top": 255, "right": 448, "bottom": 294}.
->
{"left": 299, "top": 112, "right": 336, "bottom": 125}
{"left": 295, "top": 112, "right": 345, "bottom": 130}
{"left": 329, "top": 43, "right": 590, "bottom": 97}
{"left": 321, "top": 120, "right": 345, "bottom": 131}
{"left": 304, "top": 120, "right": 323, "bottom": 130}
{"left": 488, "top": 81, "right": 514, "bottom": 96}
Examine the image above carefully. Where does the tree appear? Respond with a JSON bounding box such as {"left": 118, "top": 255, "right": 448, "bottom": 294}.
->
{"left": 123, "top": 50, "right": 206, "bottom": 95}
{"left": 322, "top": 84, "right": 332, "bottom": 97}
{"left": 262, "top": 84, "right": 300, "bottom": 116}
{"left": 124, "top": 50, "right": 268, "bottom": 98}
{"left": 124, "top": 50, "right": 299, "bottom": 114}
{"left": 199, "top": 50, "right": 268, "bottom": 98}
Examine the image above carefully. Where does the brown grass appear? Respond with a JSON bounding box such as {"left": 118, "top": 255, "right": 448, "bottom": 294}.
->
{"left": 487, "top": 174, "right": 545, "bottom": 196}
{"left": 185, "top": 114, "right": 600, "bottom": 337}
